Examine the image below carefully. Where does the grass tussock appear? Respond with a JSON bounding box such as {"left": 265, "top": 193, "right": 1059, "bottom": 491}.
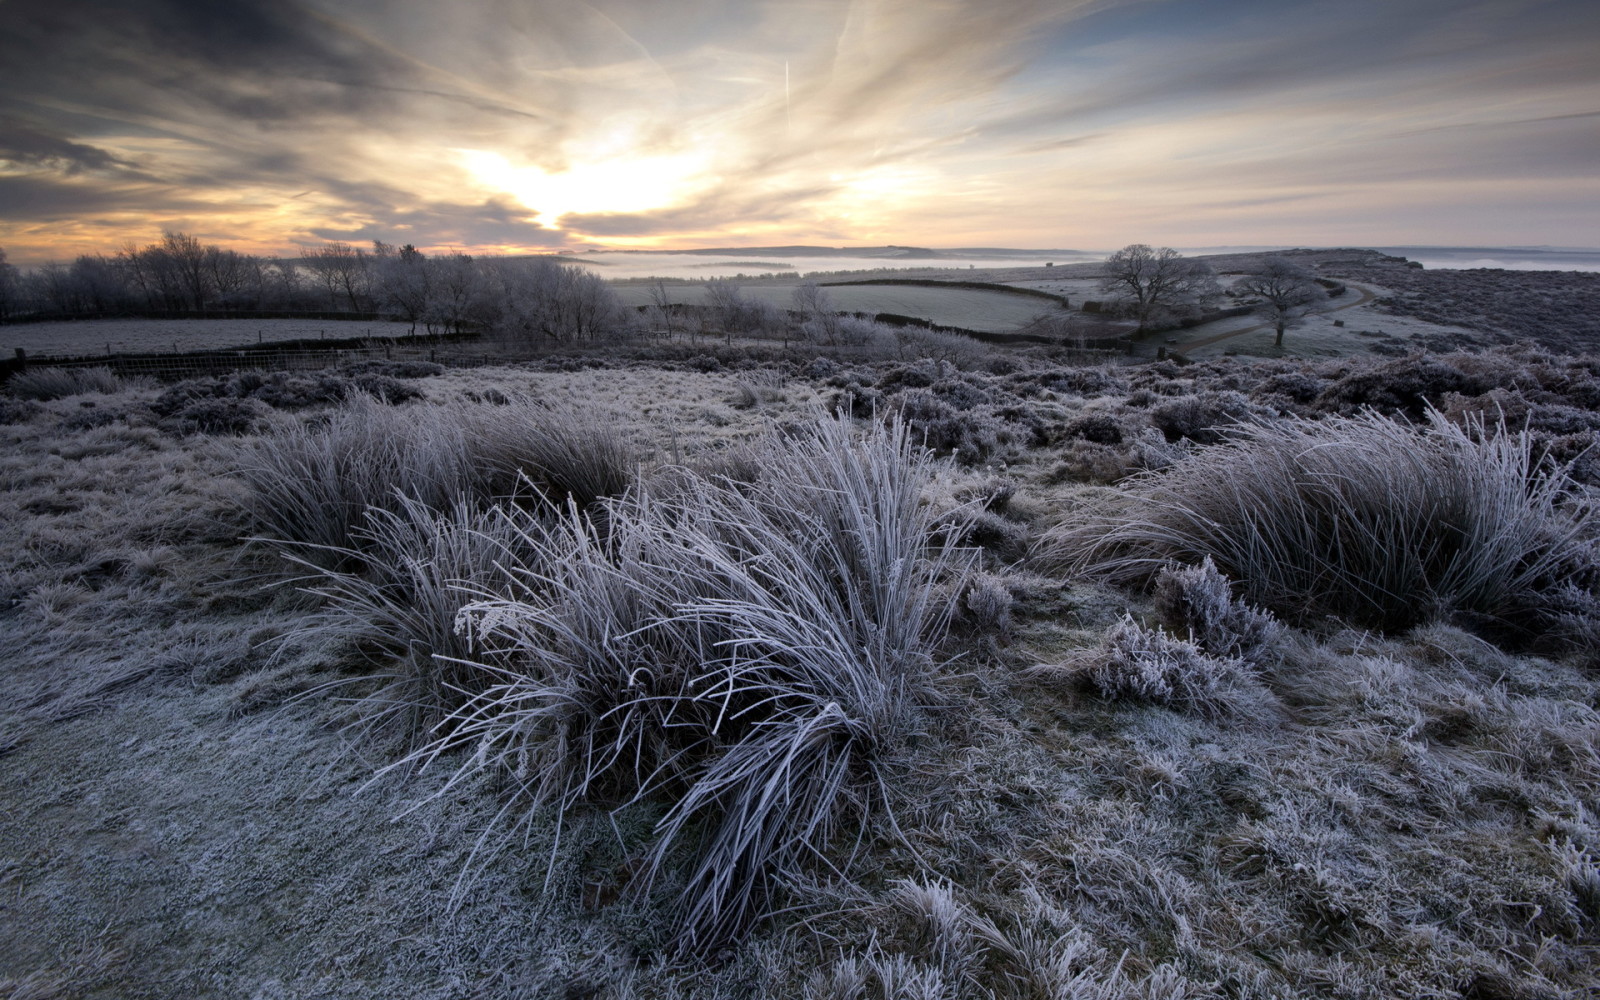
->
{"left": 281, "top": 495, "right": 539, "bottom": 741}
{"left": 239, "top": 394, "right": 640, "bottom": 561}
{"left": 407, "top": 413, "right": 976, "bottom": 951}
{"left": 1046, "top": 409, "right": 1597, "bottom": 632}
{"left": 6, "top": 366, "right": 122, "bottom": 400}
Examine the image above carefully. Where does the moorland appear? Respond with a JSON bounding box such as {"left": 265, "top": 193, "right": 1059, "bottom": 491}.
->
{"left": 1, "top": 246, "right": 1598, "bottom": 999}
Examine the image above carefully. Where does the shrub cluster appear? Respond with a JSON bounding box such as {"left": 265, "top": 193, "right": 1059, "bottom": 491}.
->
{"left": 152, "top": 362, "right": 438, "bottom": 421}
{"left": 1325, "top": 264, "right": 1600, "bottom": 351}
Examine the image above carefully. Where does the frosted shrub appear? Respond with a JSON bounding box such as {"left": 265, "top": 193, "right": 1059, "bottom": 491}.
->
{"left": 1086, "top": 616, "right": 1247, "bottom": 719}
{"left": 1151, "top": 557, "right": 1280, "bottom": 666}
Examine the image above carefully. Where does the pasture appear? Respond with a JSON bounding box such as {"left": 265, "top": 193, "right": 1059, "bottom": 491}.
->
{"left": 612, "top": 280, "right": 1070, "bottom": 332}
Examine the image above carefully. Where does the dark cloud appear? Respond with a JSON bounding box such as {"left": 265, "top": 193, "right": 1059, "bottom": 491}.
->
{"left": 309, "top": 196, "right": 571, "bottom": 249}
{"left": 0, "top": 119, "right": 141, "bottom": 176}
{"left": 0, "top": 0, "right": 1596, "bottom": 257}
{"left": 0, "top": 175, "right": 204, "bottom": 220}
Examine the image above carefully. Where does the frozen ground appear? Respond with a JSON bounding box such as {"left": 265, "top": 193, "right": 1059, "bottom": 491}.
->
{"left": 2, "top": 346, "right": 1597, "bottom": 998}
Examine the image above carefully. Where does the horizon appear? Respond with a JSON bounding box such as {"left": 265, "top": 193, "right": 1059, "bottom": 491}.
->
{"left": 3, "top": 0, "right": 1597, "bottom": 263}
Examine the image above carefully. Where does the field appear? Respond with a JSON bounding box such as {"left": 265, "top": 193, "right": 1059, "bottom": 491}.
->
{"left": 2, "top": 332, "right": 1598, "bottom": 998}
{"left": 613, "top": 280, "right": 1068, "bottom": 332}
{"left": 1, "top": 318, "right": 426, "bottom": 359}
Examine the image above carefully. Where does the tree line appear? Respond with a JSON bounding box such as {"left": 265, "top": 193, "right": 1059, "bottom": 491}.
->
{"left": 0, "top": 234, "right": 625, "bottom": 342}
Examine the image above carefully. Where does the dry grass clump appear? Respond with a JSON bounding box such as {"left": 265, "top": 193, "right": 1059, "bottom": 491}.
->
{"left": 1048, "top": 409, "right": 1597, "bottom": 632}
{"left": 408, "top": 413, "right": 976, "bottom": 952}
{"left": 239, "top": 394, "right": 640, "bottom": 560}
{"left": 6, "top": 366, "right": 122, "bottom": 400}
{"left": 282, "top": 495, "right": 539, "bottom": 741}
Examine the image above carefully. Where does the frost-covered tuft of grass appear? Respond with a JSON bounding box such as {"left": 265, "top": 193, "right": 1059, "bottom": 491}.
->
{"left": 1047, "top": 409, "right": 1597, "bottom": 633}
{"left": 1072, "top": 615, "right": 1262, "bottom": 720}
{"left": 239, "top": 395, "right": 639, "bottom": 562}
{"left": 280, "top": 495, "right": 540, "bottom": 742}
{"left": 409, "top": 412, "right": 976, "bottom": 952}
{"left": 7, "top": 366, "right": 121, "bottom": 400}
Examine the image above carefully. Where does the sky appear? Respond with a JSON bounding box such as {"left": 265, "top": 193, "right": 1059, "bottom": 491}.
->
{"left": 2, "top": 0, "right": 1597, "bottom": 263}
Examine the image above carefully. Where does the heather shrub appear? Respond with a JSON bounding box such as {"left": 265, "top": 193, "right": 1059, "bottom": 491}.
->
{"left": 174, "top": 397, "right": 267, "bottom": 435}
{"left": 1151, "top": 557, "right": 1280, "bottom": 666}
{"left": 348, "top": 373, "right": 425, "bottom": 404}
{"left": 890, "top": 390, "right": 1019, "bottom": 464}
{"left": 954, "top": 475, "right": 1016, "bottom": 514}
{"left": 1061, "top": 411, "right": 1123, "bottom": 445}
{"left": 1075, "top": 616, "right": 1258, "bottom": 720}
{"left": 1046, "top": 430, "right": 1183, "bottom": 486}
{"left": 56, "top": 402, "right": 124, "bottom": 432}
{"left": 242, "top": 372, "right": 353, "bottom": 410}
{"left": 8, "top": 366, "right": 121, "bottom": 400}
{"left": 1149, "top": 390, "right": 1264, "bottom": 444}
{"left": 1252, "top": 369, "right": 1325, "bottom": 405}
{"left": 959, "top": 572, "right": 1014, "bottom": 635}
{"left": 0, "top": 398, "right": 41, "bottom": 424}
{"left": 339, "top": 359, "right": 445, "bottom": 379}
{"left": 1314, "top": 354, "right": 1486, "bottom": 417}
{"left": 1048, "top": 409, "right": 1598, "bottom": 633}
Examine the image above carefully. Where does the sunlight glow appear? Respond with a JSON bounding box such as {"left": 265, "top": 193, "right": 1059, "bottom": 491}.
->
{"left": 457, "top": 148, "right": 713, "bottom": 224}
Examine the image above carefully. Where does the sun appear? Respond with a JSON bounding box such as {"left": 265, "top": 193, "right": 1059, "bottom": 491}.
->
{"left": 458, "top": 148, "right": 712, "bottom": 224}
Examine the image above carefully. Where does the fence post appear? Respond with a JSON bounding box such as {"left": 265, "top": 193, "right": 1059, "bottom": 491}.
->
{"left": 13, "top": 348, "right": 25, "bottom": 372}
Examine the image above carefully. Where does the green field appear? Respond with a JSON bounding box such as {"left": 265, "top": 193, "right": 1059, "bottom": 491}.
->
{"left": 614, "top": 280, "right": 1068, "bottom": 331}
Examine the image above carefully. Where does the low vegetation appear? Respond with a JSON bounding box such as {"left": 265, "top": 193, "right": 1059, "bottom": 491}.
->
{"left": 2, "top": 322, "right": 1597, "bottom": 997}
{"left": 1046, "top": 409, "right": 1597, "bottom": 634}
{"left": 1324, "top": 260, "right": 1600, "bottom": 351}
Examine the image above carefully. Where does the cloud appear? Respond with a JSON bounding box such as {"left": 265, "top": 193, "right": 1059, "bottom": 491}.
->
{"left": 0, "top": 0, "right": 1597, "bottom": 260}
{"left": 0, "top": 119, "right": 142, "bottom": 176}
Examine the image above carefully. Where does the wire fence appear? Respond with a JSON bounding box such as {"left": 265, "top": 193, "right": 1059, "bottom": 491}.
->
{"left": 2, "top": 343, "right": 524, "bottom": 383}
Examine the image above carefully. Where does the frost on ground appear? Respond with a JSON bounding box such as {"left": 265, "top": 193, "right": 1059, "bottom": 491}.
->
{"left": 0, "top": 346, "right": 1597, "bottom": 999}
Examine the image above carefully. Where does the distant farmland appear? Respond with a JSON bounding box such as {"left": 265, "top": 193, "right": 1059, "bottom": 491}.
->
{"left": 612, "top": 281, "right": 1066, "bottom": 332}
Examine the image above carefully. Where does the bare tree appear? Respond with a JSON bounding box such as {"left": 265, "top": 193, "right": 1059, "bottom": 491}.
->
{"left": 303, "top": 241, "right": 370, "bottom": 311}
{"left": 203, "top": 245, "right": 252, "bottom": 307}
{"left": 426, "top": 252, "right": 479, "bottom": 334}
{"left": 491, "top": 258, "right": 624, "bottom": 343}
{"left": 259, "top": 256, "right": 304, "bottom": 308}
{"left": 160, "top": 231, "right": 210, "bottom": 310}
{"left": 792, "top": 281, "right": 839, "bottom": 345}
{"left": 1235, "top": 257, "right": 1324, "bottom": 347}
{"left": 648, "top": 280, "right": 679, "bottom": 337}
{"left": 1099, "top": 243, "right": 1220, "bottom": 331}
{"left": 704, "top": 279, "right": 745, "bottom": 341}
{"left": 372, "top": 241, "right": 432, "bottom": 332}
